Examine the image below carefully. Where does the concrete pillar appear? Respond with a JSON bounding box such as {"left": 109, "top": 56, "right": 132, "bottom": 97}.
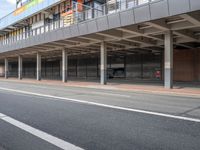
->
{"left": 18, "top": 55, "right": 22, "bottom": 80}
{"left": 4, "top": 58, "right": 8, "bottom": 79}
{"left": 100, "top": 42, "right": 107, "bottom": 85}
{"left": 164, "top": 31, "right": 173, "bottom": 89}
{"left": 62, "top": 49, "right": 68, "bottom": 82}
{"left": 36, "top": 53, "right": 41, "bottom": 81}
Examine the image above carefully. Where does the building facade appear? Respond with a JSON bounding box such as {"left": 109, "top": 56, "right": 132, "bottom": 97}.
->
{"left": 0, "top": 0, "right": 200, "bottom": 88}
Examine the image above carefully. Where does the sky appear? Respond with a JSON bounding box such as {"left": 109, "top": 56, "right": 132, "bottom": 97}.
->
{"left": 0, "top": 0, "right": 16, "bottom": 18}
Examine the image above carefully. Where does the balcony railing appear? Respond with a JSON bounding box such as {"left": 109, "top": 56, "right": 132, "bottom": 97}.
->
{"left": 0, "top": 0, "right": 61, "bottom": 30}
{"left": 0, "top": 0, "right": 158, "bottom": 46}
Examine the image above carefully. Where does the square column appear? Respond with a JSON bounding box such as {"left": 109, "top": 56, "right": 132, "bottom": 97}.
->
{"left": 4, "top": 58, "right": 8, "bottom": 79}
{"left": 36, "top": 53, "right": 41, "bottom": 81}
{"left": 100, "top": 42, "right": 107, "bottom": 85}
{"left": 164, "top": 31, "right": 173, "bottom": 89}
{"left": 62, "top": 49, "right": 68, "bottom": 82}
{"left": 18, "top": 55, "right": 23, "bottom": 80}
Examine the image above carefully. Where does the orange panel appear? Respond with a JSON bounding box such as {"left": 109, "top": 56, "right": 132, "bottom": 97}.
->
{"left": 14, "top": 6, "right": 25, "bottom": 16}
{"left": 173, "top": 50, "right": 195, "bottom": 82}
{"left": 77, "top": 0, "right": 83, "bottom": 12}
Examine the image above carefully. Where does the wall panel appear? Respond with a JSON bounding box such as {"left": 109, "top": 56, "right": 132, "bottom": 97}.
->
{"left": 126, "top": 54, "right": 142, "bottom": 78}
{"left": 143, "top": 54, "right": 161, "bottom": 79}
{"left": 68, "top": 58, "right": 77, "bottom": 77}
{"left": 77, "top": 58, "right": 87, "bottom": 78}
{"left": 23, "top": 61, "right": 36, "bottom": 78}
{"left": 87, "top": 57, "right": 98, "bottom": 78}
{"left": 174, "top": 50, "right": 194, "bottom": 82}
{"left": 197, "top": 50, "right": 200, "bottom": 81}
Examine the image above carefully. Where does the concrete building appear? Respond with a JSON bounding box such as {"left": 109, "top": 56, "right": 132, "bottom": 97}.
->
{"left": 0, "top": 0, "right": 200, "bottom": 88}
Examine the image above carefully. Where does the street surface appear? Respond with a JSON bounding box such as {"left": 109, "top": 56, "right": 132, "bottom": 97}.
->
{"left": 0, "top": 80, "right": 200, "bottom": 150}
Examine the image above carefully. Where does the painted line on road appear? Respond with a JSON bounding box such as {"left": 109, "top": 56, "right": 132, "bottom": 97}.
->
{"left": 0, "top": 113, "right": 6, "bottom": 118}
{"left": 0, "top": 87, "right": 200, "bottom": 123}
{"left": 0, "top": 113, "right": 83, "bottom": 150}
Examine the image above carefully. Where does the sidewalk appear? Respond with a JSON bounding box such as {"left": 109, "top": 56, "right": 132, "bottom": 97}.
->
{"left": 0, "top": 78, "right": 200, "bottom": 98}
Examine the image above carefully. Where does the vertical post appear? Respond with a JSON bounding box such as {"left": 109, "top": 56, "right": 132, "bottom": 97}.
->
{"left": 62, "top": 49, "right": 68, "bottom": 82}
{"left": 141, "top": 54, "right": 143, "bottom": 79}
{"left": 136, "top": 0, "right": 139, "bottom": 6}
{"left": 194, "top": 49, "right": 198, "bottom": 81}
{"left": 37, "top": 52, "right": 41, "bottom": 81}
{"left": 124, "top": 55, "right": 126, "bottom": 78}
{"left": 97, "top": 56, "right": 99, "bottom": 78}
{"left": 86, "top": 58, "right": 88, "bottom": 79}
{"left": 18, "top": 55, "right": 22, "bottom": 80}
{"left": 76, "top": 58, "right": 78, "bottom": 77}
{"left": 4, "top": 58, "right": 8, "bottom": 79}
{"left": 100, "top": 42, "right": 107, "bottom": 85}
{"left": 60, "top": 59, "right": 62, "bottom": 79}
{"left": 164, "top": 30, "right": 173, "bottom": 89}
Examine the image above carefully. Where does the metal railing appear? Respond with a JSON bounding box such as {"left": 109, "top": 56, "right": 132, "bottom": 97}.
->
{"left": 0, "top": 0, "right": 61, "bottom": 30}
{"left": 0, "top": 0, "right": 158, "bottom": 46}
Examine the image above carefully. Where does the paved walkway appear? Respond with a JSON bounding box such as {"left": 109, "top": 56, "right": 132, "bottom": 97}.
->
{"left": 0, "top": 78, "right": 200, "bottom": 98}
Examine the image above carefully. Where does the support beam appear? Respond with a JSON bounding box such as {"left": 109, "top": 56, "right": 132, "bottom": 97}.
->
{"left": 4, "top": 58, "right": 8, "bottom": 79}
{"left": 117, "top": 27, "right": 163, "bottom": 41}
{"left": 18, "top": 55, "right": 22, "bottom": 80}
{"left": 96, "top": 31, "right": 122, "bottom": 40}
{"left": 146, "top": 21, "right": 198, "bottom": 42}
{"left": 164, "top": 31, "right": 173, "bottom": 89}
{"left": 100, "top": 42, "right": 107, "bottom": 85}
{"left": 36, "top": 53, "right": 41, "bottom": 81}
{"left": 180, "top": 14, "right": 200, "bottom": 26}
{"left": 145, "top": 20, "right": 169, "bottom": 31}
{"left": 62, "top": 49, "right": 68, "bottom": 82}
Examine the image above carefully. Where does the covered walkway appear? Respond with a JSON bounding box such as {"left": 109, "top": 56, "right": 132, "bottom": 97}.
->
{"left": 0, "top": 46, "right": 199, "bottom": 89}
{"left": 0, "top": 2, "right": 200, "bottom": 89}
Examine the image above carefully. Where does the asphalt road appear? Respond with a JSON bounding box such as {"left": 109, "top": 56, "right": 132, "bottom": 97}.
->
{"left": 0, "top": 81, "right": 200, "bottom": 150}
{"left": 0, "top": 80, "right": 200, "bottom": 119}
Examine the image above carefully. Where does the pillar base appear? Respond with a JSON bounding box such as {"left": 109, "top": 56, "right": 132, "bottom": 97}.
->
{"left": 100, "top": 70, "right": 107, "bottom": 85}
{"left": 164, "top": 68, "right": 173, "bottom": 89}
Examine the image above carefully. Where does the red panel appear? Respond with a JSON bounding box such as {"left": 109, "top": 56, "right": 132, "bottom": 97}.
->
{"left": 197, "top": 50, "right": 200, "bottom": 81}
{"left": 174, "top": 49, "right": 195, "bottom": 81}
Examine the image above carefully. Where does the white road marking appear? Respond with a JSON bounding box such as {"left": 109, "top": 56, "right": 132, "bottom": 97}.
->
{"left": 0, "top": 113, "right": 6, "bottom": 118}
{"left": 0, "top": 87, "right": 200, "bottom": 123}
{"left": 0, "top": 113, "right": 83, "bottom": 150}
